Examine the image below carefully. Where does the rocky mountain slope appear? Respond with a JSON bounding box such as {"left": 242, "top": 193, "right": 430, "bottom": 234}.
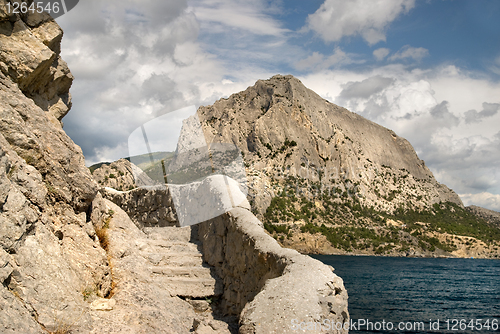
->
{"left": 466, "top": 205, "right": 500, "bottom": 228}
{"left": 191, "top": 75, "right": 500, "bottom": 258}
{"left": 197, "top": 74, "right": 462, "bottom": 215}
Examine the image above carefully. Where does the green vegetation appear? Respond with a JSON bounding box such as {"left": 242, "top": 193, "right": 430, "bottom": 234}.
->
{"left": 392, "top": 202, "right": 500, "bottom": 244}
{"left": 82, "top": 285, "right": 98, "bottom": 301}
{"left": 263, "top": 222, "right": 292, "bottom": 239}
{"left": 300, "top": 223, "right": 398, "bottom": 251}
{"left": 262, "top": 184, "right": 500, "bottom": 254}
{"left": 7, "top": 165, "right": 16, "bottom": 178}
{"left": 21, "top": 154, "right": 36, "bottom": 166}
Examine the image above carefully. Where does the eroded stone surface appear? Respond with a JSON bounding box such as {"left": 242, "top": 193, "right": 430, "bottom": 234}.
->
{"left": 198, "top": 208, "right": 349, "bottom": 333}
{"left": 0, "top": 4, "right": 107, "bottom": 332}
{"left": 89, "top": 199, "right": 235, "bottom": 334}
{"left": 103, "top": 186, "right": 178, "bottom": 228}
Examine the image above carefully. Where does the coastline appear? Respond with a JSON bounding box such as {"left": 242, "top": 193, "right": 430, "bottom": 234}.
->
{"left": 277, "top": 230, "right": 500, "bottom": 260}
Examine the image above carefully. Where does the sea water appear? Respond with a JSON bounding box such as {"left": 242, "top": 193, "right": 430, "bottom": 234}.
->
{"left": 311, "top": 255, "right": 500, "bottom": 333}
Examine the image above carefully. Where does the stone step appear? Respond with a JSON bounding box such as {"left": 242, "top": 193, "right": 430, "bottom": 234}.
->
{"left": 147, "top": 240, "right": 200, "bottom": 252}
{"left": 158, "top": 277, "right": 223, "bottom": 298}
{"left": 157, "top": 252, "right": 205, "bottom": 267}
{"left": 144, "top": 226, "right": 192, "bottom": 242}
{"left": 150, "top": 265, "right": 213, "bottom": 278}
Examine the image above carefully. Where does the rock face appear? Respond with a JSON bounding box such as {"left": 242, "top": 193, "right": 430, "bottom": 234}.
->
{"left": 467, "top": 205, "right": 500, "bottom": 228}
{"left": 0, "top": 2, "right": 94, "bottom": 212}
{"left": 197, "top": 74, "right": 462, "bottom": 215}
{"left": 91, "top": 158, "right": 137, "bottom": 191}
{"left": 0, "top": 1, "right": 73, "bottom": 125}
{"left": 0, "top": 4, "right": 109, "bottom": 332}
{"left": 103, "top": 186, "right": 178, "bottom": 228}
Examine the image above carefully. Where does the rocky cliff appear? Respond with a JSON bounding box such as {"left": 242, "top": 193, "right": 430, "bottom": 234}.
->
{"left": 0, "top": 4, "right": 348, "bottom": 333}
{"left": 0, "top": 3, "right": 110, "bottom": 332}
{"left": 466, "top": 205, "right": 500, "bottom": 228}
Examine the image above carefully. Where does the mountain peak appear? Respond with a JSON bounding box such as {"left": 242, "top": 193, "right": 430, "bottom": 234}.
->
{"left": 197, "top": 75, "right": 462, "bottom": 216}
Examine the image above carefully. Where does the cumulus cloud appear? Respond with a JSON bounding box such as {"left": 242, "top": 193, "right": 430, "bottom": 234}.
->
{"left": 306, "top": 0, "right": 415, "bottom": 45}
{"left": 464, "top": 102, "right": 500, "bottom": 124}
{"left": 294, "top": 48, "right": 360, "bottom": 71}
{"left": 389, "top": 45, "right": 429, "bottom": 62}
{"left": 460, "top": 192, "right": 500, "bottom": 211}
{"left": 338, "top": 75, "right": 394, "bottom": 99}
{"left": 341, "top": 77, "right": 438, "bottom": 122}
{"left": 56, "top": 0, "right": 277, "bottom": 165}
{"left": 430, "top": 101, "right": 460, "bottom": 128}
{"left": 373, "top": 48, "right": 390, "bottom": 61}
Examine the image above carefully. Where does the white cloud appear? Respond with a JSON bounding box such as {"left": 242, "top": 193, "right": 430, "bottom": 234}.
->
{"left": 460, "top": 192, "right": 500, "bottom": 212}
{"left": 55, "top": 0, "right": 251, "bottom": 165}
{"left": 464, "top": 102, "right": 500, "bottom": 124}
{"left": 373, "top": 48, "right": 390, "bottom": 61}
{"left": 389, "top": 45, "right": 429, "bottom": 62}
{"left": 490, "top": 55, "right": 500, "bottom": 75}
{"left": 338, "top": 75, "right": 394, "bottom": 99}
{"left": 306, "top": 0, "right": 415, "bottom": 45}
{"left": 294, "top": 48, "right": 360, "bottom": 71}
{"left": 55, "top": 0, "right": 292, "bottom": 165}
{"left": 190, "top": 0, "right": 288, "bottom": 37}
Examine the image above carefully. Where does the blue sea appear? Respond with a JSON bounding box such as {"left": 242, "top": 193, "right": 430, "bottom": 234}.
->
{"left": 311, "top": 255, "right": 500, "bottom": 333}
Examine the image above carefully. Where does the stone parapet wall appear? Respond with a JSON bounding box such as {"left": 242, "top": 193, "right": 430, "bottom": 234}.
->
{"left": 103, "top": 186, "right": 178, "bottom": 228}
{"left": 198, "top": 207, "right": 349, "bottom": 334}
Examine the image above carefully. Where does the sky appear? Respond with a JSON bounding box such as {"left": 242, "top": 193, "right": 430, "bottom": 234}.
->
{"left": 55, "top": 0, "right": 500, "bottom": 211}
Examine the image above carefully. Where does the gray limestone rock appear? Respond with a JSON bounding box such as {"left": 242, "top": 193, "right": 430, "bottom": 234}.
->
{"left": 197, "top": 74, "right": 463, "bottom": 216}
{"left": 103, "top": 186, "right": 178, "bottom": 228}
{"left": 91, "top": 158, "right": 137, "bottom": 191}
{"left": 0, "top": 5, "right": 107, "bottom": 333}
{"left": 89, "top": 199, "right": 234, "bottom": 334}
{"left": 466, "top": 205, "right": 500, "bottom": 228}
{"left": 198, "top": 207, "right": 349, "bottom": 333}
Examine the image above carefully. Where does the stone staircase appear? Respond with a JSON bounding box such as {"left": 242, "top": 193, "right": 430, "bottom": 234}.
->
{"left": 143, "top": 226, "right": 223, "bottom": 299}
{"left": 89, "top": 200, "right": 235, "bottom": 334}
